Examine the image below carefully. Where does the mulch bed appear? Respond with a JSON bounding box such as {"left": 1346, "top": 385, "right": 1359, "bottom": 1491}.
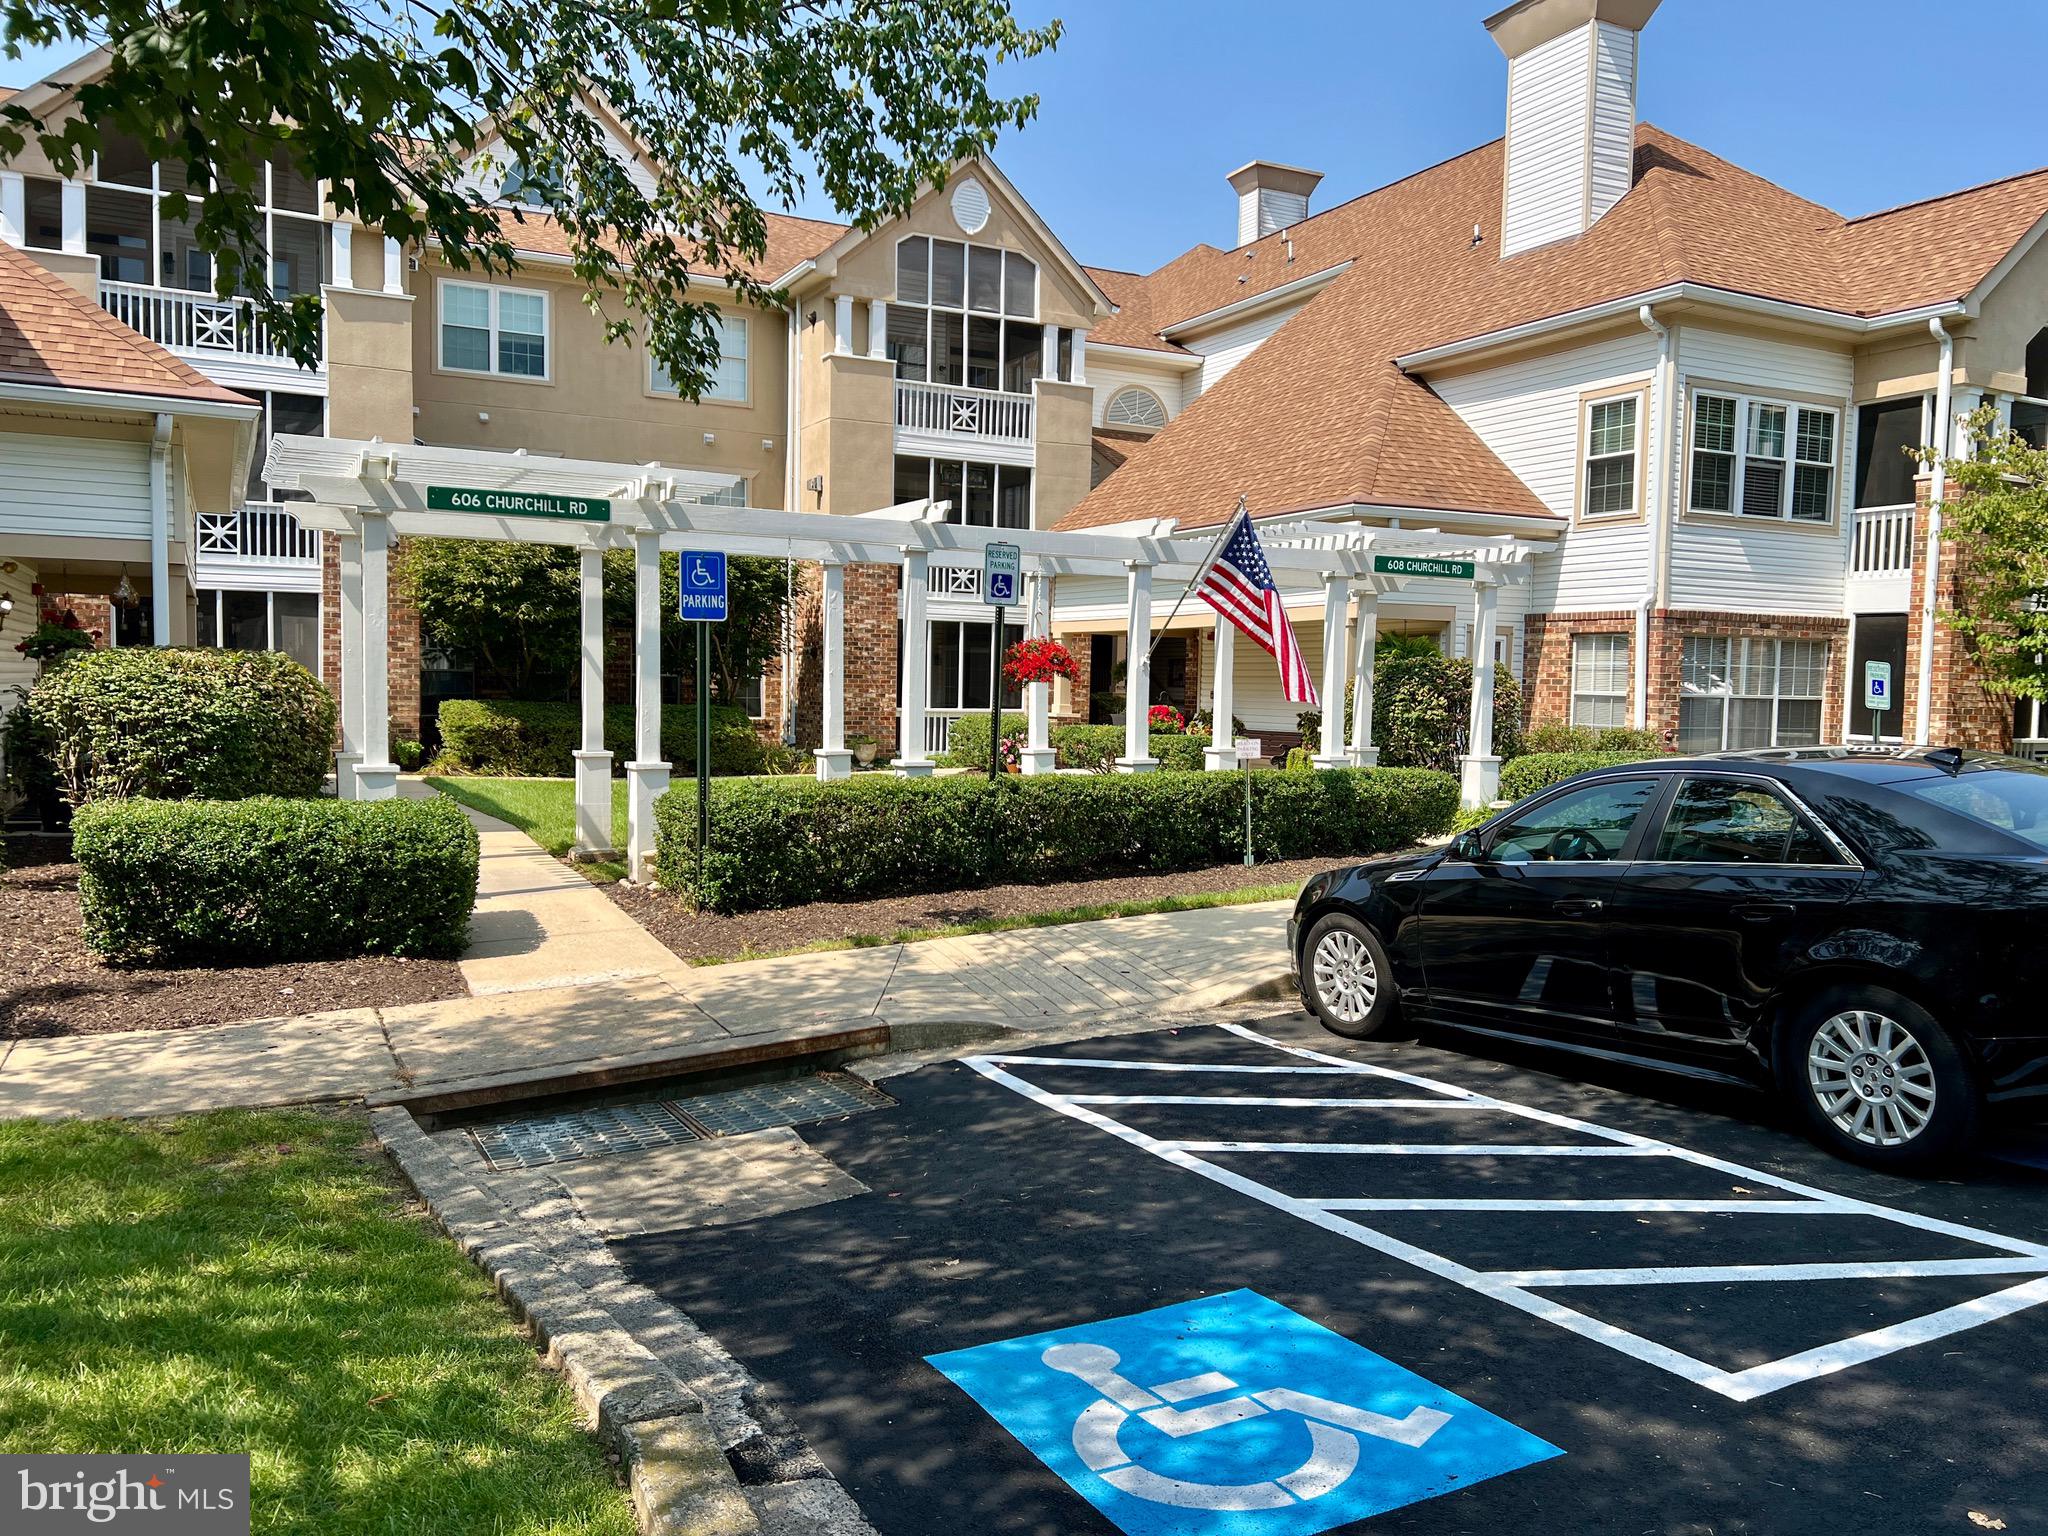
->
{"left": 1, "top": 837, "right": 469, "bottom": 1040}
{"left": 606, "top": 855, "right": 1348, "bottom": 965}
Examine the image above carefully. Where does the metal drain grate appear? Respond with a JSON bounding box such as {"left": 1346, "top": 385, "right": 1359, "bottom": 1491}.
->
{"left": 473, "top": 1101, "right": 700, "bottom": 1171}
{"left": 674, "top": 1071, "right": 894, "bottom": 1137}
{"left": 470, "top": 1072, "right": 893, "bottom": 1170}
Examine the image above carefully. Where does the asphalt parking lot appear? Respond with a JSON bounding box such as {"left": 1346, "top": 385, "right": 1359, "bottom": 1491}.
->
{"left": 617, "top": 1012, "right": 2048, "bottom": 1536}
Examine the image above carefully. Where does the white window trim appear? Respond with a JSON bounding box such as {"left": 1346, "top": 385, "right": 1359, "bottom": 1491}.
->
{"left": 1677, "top": 635, "right": 1830, "bottom": 751}
{"left": 1578, "top": 388, "right": 1645, "bottom": 521}
{"left": 888, "top": 233, "right": 1041, "bottom": 395}
{"left": 86, "top": 145, "right": 326, "bottom": 297}
{"left": 196, "top": 588, "right": 323, "bottom": 678}
{"left": 926, "top": 614, "right": 1027, "bottom": 713}
{"left": 437, "top": 276, "right": 552, "bottom": 382}
{"left": 1104, "top": 385, "right": 1168, "bottom": 431}
{"left": 1569, "top": 632, "right": 1630, "bottom": 727}
{"left": 894, "top": 453, "right": 1033, "bottom": 530}
{"left": 1686, "top": 386, "right": 1841, "bottom": 526}
{"left": 649, "top": 312, "right": 750, "bottom": 405}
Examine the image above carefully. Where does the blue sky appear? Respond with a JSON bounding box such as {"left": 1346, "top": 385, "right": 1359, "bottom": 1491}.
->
{"left": 7, "top": 1, "right": 2046, "bottom": 275}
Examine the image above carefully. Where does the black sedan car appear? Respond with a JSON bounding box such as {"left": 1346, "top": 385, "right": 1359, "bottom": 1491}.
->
{"left": 1290, "top": 747, "right": 2048, "bottom": 1168}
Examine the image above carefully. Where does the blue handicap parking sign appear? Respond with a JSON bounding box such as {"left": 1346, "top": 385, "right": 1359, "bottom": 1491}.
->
{"left": 678, "top": 550, "right": 728, "bottom": 622}
{"left": 927, "top": 1290, "right": 1561, "bottom": 1536}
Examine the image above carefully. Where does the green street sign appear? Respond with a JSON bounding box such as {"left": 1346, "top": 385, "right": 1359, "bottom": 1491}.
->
{"left": 1373, "top": 554, "right": 1476, "bottom": 581}
{"left": 427, "top": 485, "right": 611, "bottom": 522}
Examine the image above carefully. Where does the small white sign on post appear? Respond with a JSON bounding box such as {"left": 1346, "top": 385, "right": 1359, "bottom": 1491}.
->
{"left": 983, "top": 542, "right": 1021, "bottom": 607}
{"left": 1864, "top": 659, "right": 1893, "bottom": 712}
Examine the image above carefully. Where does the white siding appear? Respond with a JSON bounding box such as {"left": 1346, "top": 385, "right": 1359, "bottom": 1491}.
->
{"left": 1666, "top": 327, "right": 1854, "bottom": 616}
{"left": 1588, "top": 23, "right": 1637, "bottom": 224}
{"left": 1185, "top": 303, "right": 1307, "bottom": 397}
{"left": 0, "top": 431, "right": 153, "bottom": 539}
{"left": 1501, "top": 25, "right": 1594, "bottom": 258}
{"left": 1239, "top": 188, "right": 1311, "bottom": 247}
{"left": 1431, "top": 331, "right": 1660, "bottom": 612}
{"left": 1087, "top": 359, "right": 1183, "bottom": 428}
{"left": 0, "top": 557, "right": 38, "bottom": 727}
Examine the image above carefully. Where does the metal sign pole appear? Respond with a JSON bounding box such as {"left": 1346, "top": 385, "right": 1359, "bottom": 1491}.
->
{"left": 1243, "top": 753, "right": 1254, "bottom": 867}
{"left": 697, "top": 627, "right": 710, "bottom": 888}
{"left": 988, "top": 605, "right": 1005, "bottom": 782}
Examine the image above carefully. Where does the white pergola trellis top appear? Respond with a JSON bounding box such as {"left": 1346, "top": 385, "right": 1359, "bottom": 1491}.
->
{"left": 266, "top": 434, "right": 1547, "bottom": 876}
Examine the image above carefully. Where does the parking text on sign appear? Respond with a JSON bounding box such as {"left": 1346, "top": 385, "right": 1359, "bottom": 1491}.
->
{"left": 426, "top": 485, "right": 610, "bottom": 522}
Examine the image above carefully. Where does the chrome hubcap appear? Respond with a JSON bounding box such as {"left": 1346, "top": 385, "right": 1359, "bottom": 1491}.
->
{"left": 1312, "top": 930, "right": 1379, "bottom": 1026}
{"left": 1807, "top": 1009, "right": 1937, "bottom": 1147}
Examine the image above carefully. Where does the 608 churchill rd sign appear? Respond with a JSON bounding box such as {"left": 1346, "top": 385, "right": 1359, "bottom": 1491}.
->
{"left": 1372, "top": 555, "right": 1475, "bottom": 581}
{"left": 426, "top": 485, "right": 611, "bottom": 523}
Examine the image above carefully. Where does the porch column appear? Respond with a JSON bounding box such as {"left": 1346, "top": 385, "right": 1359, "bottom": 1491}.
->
{"left": 381, "top": 236, "right": 404, "bottom": 295}
{"left": 353, "top": 512, "right": 398, "bottom": 800}
{"left": 1459, "top": 579, "right": 1502, "bottom": 809}
{"left": 1021, "top": 567, "right": 1056, "bottom": 775}
{"left": 814, "top": 559, "right": 852, "bottom": 780}
{"left": 625, "top": 530, "right": 670, "bottom": 881}
{"left": 573, "top": 546, "right": 613, "bottom": 856}
{"left": 896, "top": 547, "right": 935, "bottom": 775}
{"left": 1071, "top": 328, "right": 1090, "bottom": 387}
{"left": 1204, "top": 612, "right": 1238, "bottom": 770}
{"left": 866, "top": 300, "right": 886, "bottom": 361}
{"left": 1117, "top": 561, "right": 1159, "bottom": 772}
{"left": 329, "top": 222, "right": 353, "bottom": 289}
{"left": 0, "top": 173, "right": 23, "bottom": 247}
{"left": 1349, "top": 590, "right": 1380, "bottom": 767}
{"left": 1313, "top": 574, "right": 1349, "bottom": 768}
{"left": 335, "top": 530, "right": 364, "bottom": 797}
{"left": 1041, "top": 323, "right": 1059, "bottom": 381}
{"left": 59, "top": 178, "right": 85, "bottom": 254}
{"left": 833, "top": 294, "right": 855, "bottom": 357}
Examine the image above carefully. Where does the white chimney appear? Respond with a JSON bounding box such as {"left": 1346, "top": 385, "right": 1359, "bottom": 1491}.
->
{"left": 1226, "top": 161, "right": 1323, "bottom": 248}
{"left": 1486, "top": 0, "right": 1660, "bottom": 258}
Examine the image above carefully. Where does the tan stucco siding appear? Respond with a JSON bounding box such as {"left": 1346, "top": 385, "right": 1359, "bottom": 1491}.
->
{"left": 1963, "top": 227, "right": 2048, "bottom": 395}
{"left": 1034, "top": 380, "right": 1093, "bottom": 529}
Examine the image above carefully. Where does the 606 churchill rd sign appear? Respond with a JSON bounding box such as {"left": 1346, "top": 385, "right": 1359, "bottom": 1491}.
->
{"left": 426, "top": 485, "right": 611, "bottom": 523}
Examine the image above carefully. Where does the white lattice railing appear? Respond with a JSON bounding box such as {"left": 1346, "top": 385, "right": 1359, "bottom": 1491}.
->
{"left": 2014, "top": 739, "right": 2048, "bottom": 764}
{"left": 99, "top": 279, "right": 306, "bottom": 362}
{"left": 895, "top": 380, "right": 1033, "bottom": 446}
{"left": 924, "top": 714, "right": 959, "bottom": 758}
{"left": 1851, "top": 504, "right": 1915, "bottom": 577}
{"left": 195, "top": 503, "right": 322, "bottom": 566}
{"left": 932, "top": 565, "right": 981, "bottom": 600}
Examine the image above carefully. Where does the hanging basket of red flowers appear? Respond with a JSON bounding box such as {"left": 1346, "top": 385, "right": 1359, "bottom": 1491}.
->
{"left": 1148, "top": 703, "right": 1186, "bottom": 734}
{"left": 1003, "top": 636, "right": 1078, "bottom": 688}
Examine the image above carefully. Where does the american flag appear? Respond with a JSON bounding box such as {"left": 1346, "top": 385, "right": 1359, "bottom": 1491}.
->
{"left": 1196, "top": 507, "right": 1318, "bottom": 705}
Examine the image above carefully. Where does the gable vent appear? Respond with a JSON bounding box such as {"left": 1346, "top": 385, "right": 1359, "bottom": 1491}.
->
{"left": 1487, "top": 0, "right": 1660, "bottom": 258}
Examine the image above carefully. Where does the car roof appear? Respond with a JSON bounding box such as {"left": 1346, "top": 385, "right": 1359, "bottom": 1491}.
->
{"left": 1582, "top": 747, "right": 2048, "bottom": 788}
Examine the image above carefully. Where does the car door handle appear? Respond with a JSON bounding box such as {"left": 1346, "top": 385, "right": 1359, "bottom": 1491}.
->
{"left": 1552, "top": 897, "right": 1604, "bottom": 916}
{"left": 1733, "top": 902, "right": 1795, "bottom": 923}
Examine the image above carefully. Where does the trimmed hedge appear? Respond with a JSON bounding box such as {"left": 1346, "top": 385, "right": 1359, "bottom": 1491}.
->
{"left": 23, "top": 647, "right": 335, "bottom": 803}
{"left": 435, "top": 698, "right": 767, "bottom": 777}
{"left": 655, "top": 767, "right": 1458, "bottom": 913}
{"left": 1499, "top": 750, "right": 1662, "bottom": 802}
{"left": 72, "top": 795, "right": 479, "bottom": 964}
{"left": 1522, "top": 723, "right": 1665, "bottom": 755}
{"left": 945, "top": 714, "right": 1212, "bottom": 773}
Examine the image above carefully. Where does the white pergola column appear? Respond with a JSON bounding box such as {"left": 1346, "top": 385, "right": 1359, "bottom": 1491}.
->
{"left": 59, "top": 178, "right": 85, "bottom": 254}
{"left": 381, "top": 235, "right": 404, "bottom": 295}
{"left": 0, "top": 172, "right": 24, "bottom": 247}
{"left": 1204, "top": 612, "right": 1238, "bottom": 770}
{"left": 896, "top": 548, "right": 935, "bottom": 775}
{"left": 866, "top": 300, "right": 886, "bottom": 361}
{"left": 1020, "top": 567, "right": 1056, "bottom": 775}
{"left": 1117, "top": 561, "right": 1158, "bottom": 772}
{"left": 353, "top": 513, "right": 399, "bottom": 800}
{"left": 573, "top": 546, "right": 613, "bottom": 855}
{"left": 833, "top": 294, "right": 856, "bottom": 357}
{"left": 1349, "top": 590, "right": 1380, "bottom": 767}
{"left": 626, "top": 530, "right": 670, "bottom": 880}
{"left": 1313, "top": 574, "right": 1350, "bottom": 768}
{"left": 335, "top": 531, "right": 364, "bottom": 797}
{"left": 814, "top": 559, "right": 852, "bottom": 780}
{"left": 329, "top": 222, "right": 353, "bottom": 289}
{"left": 1460, "top": 579, "right": 1502, "bottom": 809}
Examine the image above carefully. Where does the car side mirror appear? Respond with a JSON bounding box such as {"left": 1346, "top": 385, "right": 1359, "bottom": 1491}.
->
{"left": 1449, "top": 831, "right": 1488, "bottom": 863}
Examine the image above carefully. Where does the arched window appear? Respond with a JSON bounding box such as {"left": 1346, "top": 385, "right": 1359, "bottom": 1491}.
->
{"left": 1104, "top": 386, "right": 1168, "bottom": 430}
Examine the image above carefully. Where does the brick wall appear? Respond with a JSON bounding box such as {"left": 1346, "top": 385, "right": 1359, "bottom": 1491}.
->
{"left": 1647, "top": 610, "right": 1850, "bottom": 747}
{"left": 318, "top": 532, "right": 425, "bottom": 747}
{"left": 1522, "top": 610, "right": 1636, "bottom": 730}
{"left": 1902, "top": 478, "right": 2012, "bottom": 751}
{"left": 1055, "top": 631, "right": 1093, "bottom": 726}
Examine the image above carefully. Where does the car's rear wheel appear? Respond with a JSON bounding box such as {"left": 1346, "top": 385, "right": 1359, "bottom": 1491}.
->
{"left": 1783, "top": 986, "right": 1979, "bottom": 1169}
{"left": 1303, "top": 913, "right": 1399, "bottom": 1040}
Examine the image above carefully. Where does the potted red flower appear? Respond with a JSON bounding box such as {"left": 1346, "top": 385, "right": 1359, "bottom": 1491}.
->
{"left": 1148, "top": 703, "right": 1186, "bottom": 734}
{"left": 1003, "top": 636, "right": 1077, "bottom": 689}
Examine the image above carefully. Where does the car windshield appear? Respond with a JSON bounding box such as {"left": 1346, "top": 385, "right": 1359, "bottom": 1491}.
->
{"left": 1898, "top": 768, "right": 2048, "bottom": 852}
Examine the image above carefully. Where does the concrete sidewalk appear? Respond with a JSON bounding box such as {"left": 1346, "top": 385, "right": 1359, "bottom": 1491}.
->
{"left": 0, "top": 794, "right": 1295, "bottom": 1119}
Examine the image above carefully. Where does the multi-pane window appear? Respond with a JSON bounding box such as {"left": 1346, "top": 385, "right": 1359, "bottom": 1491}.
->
{"left": 244, "top": 391, "right": 325, "bottom": 503}
{"left": 1582, "top": 395, "right": 1638, "bottom": 518}
{"left": 1105, "top": 387, "right": 1168, "bottom": 429}
{"left": 1676, "top": 636, "right": 1828, "bottom": 752}
{"left": 194, "top": 589, "right": 321, "bottom": 676}
{"left": 440, "top": 280, "right": 548, "bottom": 378}
{"left": 1688, "top": 391, "right": 1839, "bottom": 522}
{"left": 1570, "top": 633, "right": 1630, "bottom": 728}
{"left": 650, "top": 314, "right": 748, "bottom": 402}
{"left": 887, "top": 235, "right": 1038, "bottom": 393}
{"left": 929, "top": 618, "right": 1026, "bottom": 711}
{"left": 894, "top": 455, "right": 1031, "bottom": 529}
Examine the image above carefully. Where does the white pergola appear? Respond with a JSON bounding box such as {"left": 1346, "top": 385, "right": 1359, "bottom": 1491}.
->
{"left": 265, "top": 436, "right": 1538, "bottom": 879}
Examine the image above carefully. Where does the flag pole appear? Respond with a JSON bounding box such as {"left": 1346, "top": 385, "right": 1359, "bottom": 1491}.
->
{"left": 1144, "top": 494, "right": 1246, "bottom": 668}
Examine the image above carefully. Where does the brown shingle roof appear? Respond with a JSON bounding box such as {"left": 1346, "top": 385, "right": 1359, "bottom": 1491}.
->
{"left": 1061, "top": 125, "right": 2048, "bottom": 533}
{"left": 0, "top": 241, "right": 254, "bottom": 405}
{"left": 479, "top": 206, "right": 848, "bottom": 286}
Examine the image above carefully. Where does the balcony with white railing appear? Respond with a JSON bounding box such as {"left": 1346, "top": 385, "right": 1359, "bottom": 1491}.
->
{"left": 98, "top": 280, "right": 311, "bottom": 366}
{"left": 194, "top": 504, "right": 324, "bottom": 589}
{"left": 1847, "top": 503, "right": 1915, "bottom": 613}
{"left": 894, "top": 380, "right": 1034, "bottom": 458}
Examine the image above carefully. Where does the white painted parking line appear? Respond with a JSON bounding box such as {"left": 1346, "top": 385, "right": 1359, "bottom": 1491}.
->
{"left": 976, "top": 1055, "right": 1359, "bottom": 1075}
{"left": 1064, "top": 1096, "right": 1491, "bottom": 1109}
{"left": 965, "top": 1024, "right": 2048, "bottom": 1402}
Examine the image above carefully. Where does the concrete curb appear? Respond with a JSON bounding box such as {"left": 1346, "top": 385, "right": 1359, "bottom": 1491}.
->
{"left": 370, "top": 1106, "right": 761, "bottom": 1536}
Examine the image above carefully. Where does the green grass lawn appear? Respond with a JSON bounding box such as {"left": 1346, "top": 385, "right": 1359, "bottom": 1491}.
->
{"left": 0, "top": 1110, "right": 637, "bottom": 1536}
{"left": 427, "top": 775, "right": 630, "bottom": 883}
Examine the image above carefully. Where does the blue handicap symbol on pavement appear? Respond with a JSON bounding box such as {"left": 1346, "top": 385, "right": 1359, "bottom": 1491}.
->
{"left": 678, "top": 550, "right": 728, "bottom": 622}
{"left": 927, "top": 1290, "right": 1561, "bottom": 1536}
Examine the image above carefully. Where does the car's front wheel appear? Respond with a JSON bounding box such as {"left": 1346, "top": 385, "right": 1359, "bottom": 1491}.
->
{"left": 1784, "top": 986, "right": 1980, "bottom": 1169}
{"left": 1303, "top": 913, "right": 1399, "bottom": 1040}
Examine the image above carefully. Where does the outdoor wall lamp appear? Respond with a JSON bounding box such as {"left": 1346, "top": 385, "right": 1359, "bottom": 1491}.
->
{"left": 0, "top": 592, "right": 13, "bottom": 627}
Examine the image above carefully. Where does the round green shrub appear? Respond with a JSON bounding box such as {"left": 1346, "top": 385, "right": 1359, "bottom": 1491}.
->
{"left": 24, "top": 647, "right": 336, "bottom": 803}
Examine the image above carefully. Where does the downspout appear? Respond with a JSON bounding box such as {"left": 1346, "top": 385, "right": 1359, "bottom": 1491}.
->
{"left": 1914, "top": 317, "right": 1954, "bottom": 746}
{"left": 1635, "top": 305, "right": 1673, "bottom": 731}
{"left": 149, "top": 413, "right": 173, "bottom": 646}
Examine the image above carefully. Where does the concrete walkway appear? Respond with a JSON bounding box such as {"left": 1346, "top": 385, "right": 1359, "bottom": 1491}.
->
{"left": 0, "top": 794, "right": 1295, "bottom": 1120}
